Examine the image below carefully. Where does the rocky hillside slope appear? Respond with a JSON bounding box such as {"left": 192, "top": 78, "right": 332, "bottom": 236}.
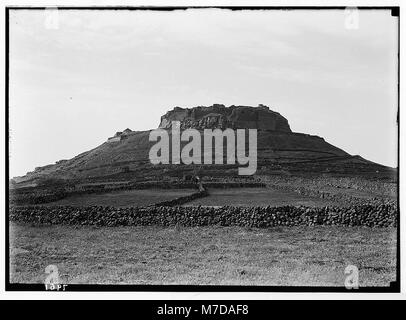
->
{"left": 12, "top": 104, "right": 394, "bottom": 185}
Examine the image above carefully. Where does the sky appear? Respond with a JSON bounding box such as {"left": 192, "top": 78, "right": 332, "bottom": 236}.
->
{"left": 9, "top": 8, "right": 398, "bottom": 177}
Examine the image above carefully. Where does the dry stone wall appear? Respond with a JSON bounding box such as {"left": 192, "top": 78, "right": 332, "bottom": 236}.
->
{"left": 10, "top": 204, "right": 397, "bottom": 228}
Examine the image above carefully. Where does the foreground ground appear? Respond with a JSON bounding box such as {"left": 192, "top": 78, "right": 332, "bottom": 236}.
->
{"left": 10, "top": 222, "right": 396, "bottom": 286}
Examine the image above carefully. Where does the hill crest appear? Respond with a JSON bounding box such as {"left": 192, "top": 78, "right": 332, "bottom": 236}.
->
{"left": 158, "top": 104, "right": 291, "bottom": 132}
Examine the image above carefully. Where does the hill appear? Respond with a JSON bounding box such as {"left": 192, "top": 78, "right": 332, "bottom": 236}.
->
{"left": 11, "top": 104, "right": 395, "bottom": 186}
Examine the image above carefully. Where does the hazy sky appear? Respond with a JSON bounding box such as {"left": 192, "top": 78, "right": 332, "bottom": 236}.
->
{"left": 9, "top": 8, "right": 398, "bottom": 177}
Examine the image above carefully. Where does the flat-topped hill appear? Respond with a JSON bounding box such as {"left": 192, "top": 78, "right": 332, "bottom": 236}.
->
{"left": 11, "top": 104, "right": 395, "bottom": 185}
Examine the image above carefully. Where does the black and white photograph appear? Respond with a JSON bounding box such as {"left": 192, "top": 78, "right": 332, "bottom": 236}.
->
{"left": 4, "top": 4, "right": 401, "bottom": 294}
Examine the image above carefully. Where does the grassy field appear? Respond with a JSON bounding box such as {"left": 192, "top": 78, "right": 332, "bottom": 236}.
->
{"left": 183, "top": 188, "right": 336, "bottom": 207}
{"left": 39, "top": 183, "right": 389, "bottom": 208}
{"left": 9, "top": 222, "right": 396, "bottom": 286}
{"left": 44, "top": 189, "right": 196, "bottom": 207}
